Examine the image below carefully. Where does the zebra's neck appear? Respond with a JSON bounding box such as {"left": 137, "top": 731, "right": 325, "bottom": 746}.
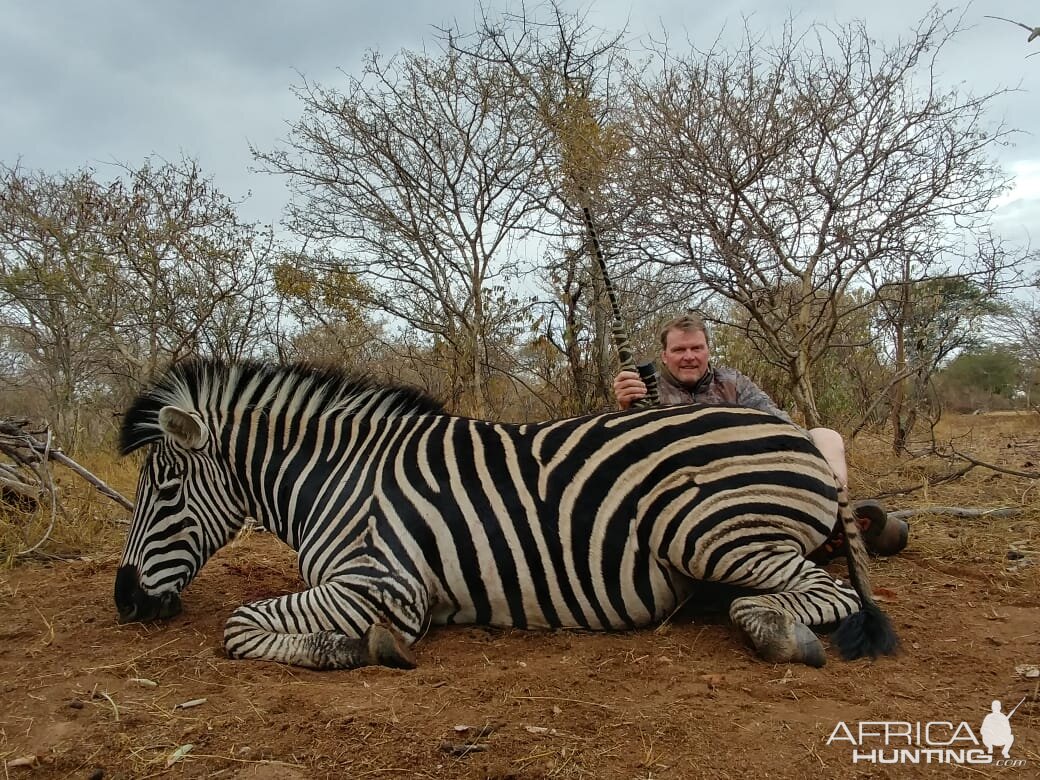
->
{"left": 231, "top": 408, "right": 417, "bottom": 551}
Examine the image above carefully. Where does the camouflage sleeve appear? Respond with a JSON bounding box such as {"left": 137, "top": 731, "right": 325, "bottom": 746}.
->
{"left": 731, "top": 371, "right": 794, "bottom": 424}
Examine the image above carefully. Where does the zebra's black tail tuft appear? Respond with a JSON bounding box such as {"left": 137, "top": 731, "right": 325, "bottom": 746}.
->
{"left": 831, "top": 602, "right": 899, "bottom": 660}
{"left": 830, "top": 486, "right": 900, "bottom": 661}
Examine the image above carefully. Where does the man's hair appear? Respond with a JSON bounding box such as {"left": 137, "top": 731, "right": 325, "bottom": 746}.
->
{"left": 659, "top": 313, "right": 710, "bottom": 349}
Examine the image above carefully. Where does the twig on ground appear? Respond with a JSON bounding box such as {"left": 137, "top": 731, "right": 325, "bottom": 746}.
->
{"left": 874, "top": 462, "right": 976, "bottom": 499}
{"left": 948, "top": 446, "right": 1040, "bottom": 479}
{"left": 439, "top": 741, "right": 489, "bottom": 756}
{"left": 95, "top": 690, "right": 120, "bottom": 721}
{"left": 874, "top": 439, "right": 1040, "bottom": 501}
{"left": 889, "top": 506, "right": 1022, "bottom": 521}
{"left": 16, "top": 429, "right": 60, "bottom": 557}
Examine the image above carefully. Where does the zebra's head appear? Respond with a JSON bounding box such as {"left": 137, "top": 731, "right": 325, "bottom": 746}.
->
{"left": 114, "top": 358, "right": 446, "bottom": 625}
{"left": 115, "top": 363, "right": 247, "bottom": 624}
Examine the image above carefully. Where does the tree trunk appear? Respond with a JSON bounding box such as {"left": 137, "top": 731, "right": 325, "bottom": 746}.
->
{"left": 791, "top": 355, "right": 821, "bottom": 429}
{"left": 562, "top": 288, "right": 590, "bottom": 415}
{"left": 890, "top": 270, "right": 911, "bottom": 452}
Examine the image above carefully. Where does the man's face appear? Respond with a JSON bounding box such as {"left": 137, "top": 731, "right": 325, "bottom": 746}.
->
{"left": 661, "top": 328, "right": 710, "bottom": 385}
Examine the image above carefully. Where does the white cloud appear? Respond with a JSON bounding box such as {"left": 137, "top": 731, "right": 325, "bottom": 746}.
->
{"left": 993, "top": 160, "right": 1040, "bottom": 246}
{"left": 3, "top": 1, "right": 1040, "bottom": 234}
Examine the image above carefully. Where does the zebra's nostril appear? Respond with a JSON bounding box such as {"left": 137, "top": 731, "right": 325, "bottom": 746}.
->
{"left": 158, "top": 591, "right": 182, "bottom": 619}
{"left": 116, "top": 606, "right": 138, "bottom": 624}
{"left": 114, "top": 564, "right": 177, "bottom": 622}
{"left": 114, "top": 564, "right": 140, "bottom": 614}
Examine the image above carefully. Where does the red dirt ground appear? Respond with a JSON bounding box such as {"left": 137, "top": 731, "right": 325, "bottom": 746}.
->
{"left": 2, "top": 415, "right": 1039, "bottom": 779}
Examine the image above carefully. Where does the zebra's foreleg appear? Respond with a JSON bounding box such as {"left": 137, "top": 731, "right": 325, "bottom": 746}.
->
{"left": 227, "top": 621, "right": 416, "bottom": 670}
{"left": 726, "top": 552, "right": 862, "bottom": 667}
{"left": 222, "top": 579, "right": 425, "bottom": 670}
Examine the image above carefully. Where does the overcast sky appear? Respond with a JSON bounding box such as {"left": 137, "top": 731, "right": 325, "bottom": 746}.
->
{"left": 3, "top": 1, "right": 1038, "bottom": 245}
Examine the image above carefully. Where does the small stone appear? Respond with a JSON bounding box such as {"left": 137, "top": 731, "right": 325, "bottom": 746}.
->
{"left": 69, "top": 699, "right": 84, "bottom": 710}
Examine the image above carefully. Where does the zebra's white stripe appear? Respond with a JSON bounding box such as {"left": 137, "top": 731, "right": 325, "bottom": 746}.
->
{"left": 494, "top": 425, "right": 577, "bottom": 628}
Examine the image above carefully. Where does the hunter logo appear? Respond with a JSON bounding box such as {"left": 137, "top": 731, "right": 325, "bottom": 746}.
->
{"left": 826, "top": 697, "right": 1028, "bottom": 767}
{"left": 981, "top": 699, "right": 1022, "bottom": 759}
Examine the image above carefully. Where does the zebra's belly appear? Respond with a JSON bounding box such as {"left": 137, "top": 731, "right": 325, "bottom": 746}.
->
{"left": 427, "top": 558, "right": 686, "bottom": 631}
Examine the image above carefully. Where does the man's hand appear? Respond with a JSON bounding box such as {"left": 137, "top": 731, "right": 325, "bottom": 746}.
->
{"left": 613, "top": 369, "right": 647, "bottom": 410}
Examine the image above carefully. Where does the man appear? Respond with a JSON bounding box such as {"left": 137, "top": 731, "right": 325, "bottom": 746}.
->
{"left": 613, "top": 313, "right": 908, "bottom": 560}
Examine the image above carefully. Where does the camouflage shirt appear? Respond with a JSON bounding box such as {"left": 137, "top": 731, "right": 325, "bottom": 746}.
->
{"left": 655, "top": 364, "right": 794, "bottom": 425}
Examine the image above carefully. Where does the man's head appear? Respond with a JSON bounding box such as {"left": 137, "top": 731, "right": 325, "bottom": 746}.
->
{"left": 659, "top": 313, "right": 711, "bottom": 386}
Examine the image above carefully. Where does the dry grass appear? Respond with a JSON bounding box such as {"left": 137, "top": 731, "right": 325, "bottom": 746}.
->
{"left": 849, "top": 412, "right": 1040, "bottom": 501}
{"left": 1, "top": 450, "right": 137, "bottom": 566}
{"left": 847, "top": 411, "right": 1040, "bottom": 590}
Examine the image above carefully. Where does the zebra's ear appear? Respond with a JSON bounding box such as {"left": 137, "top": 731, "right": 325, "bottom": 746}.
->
{"left": 158, "top": 406, "right": 210, "bottom": 450}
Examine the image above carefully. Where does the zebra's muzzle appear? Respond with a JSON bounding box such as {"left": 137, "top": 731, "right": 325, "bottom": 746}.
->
{"left": 115, "top": 565, "right": 182, "bottom": 623}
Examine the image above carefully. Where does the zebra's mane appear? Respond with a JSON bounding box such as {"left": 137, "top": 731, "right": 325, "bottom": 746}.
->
{"left": 119, "top": 358, "right": 446, "bottom": 455}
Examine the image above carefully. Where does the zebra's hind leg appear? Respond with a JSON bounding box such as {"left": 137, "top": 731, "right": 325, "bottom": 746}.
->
{"left": 222, "top": 577, "right": 426, "bottom": 670}
{"left": 726, "top": 550, "right": 862, "bottom": 667}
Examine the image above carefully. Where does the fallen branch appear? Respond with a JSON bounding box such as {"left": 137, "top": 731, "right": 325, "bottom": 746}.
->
{"left": 873, "top": 440, "right": 1040, "bottom": 501}
{"left": 889, "top": 506, "right": 1022, "bottom": 521}
{"left": 1, "top": 418, "right": 132, "bottom": 515}
{"left": 873, "top": 462, "right": 976, "bottom": 499}
{"left": 49, "top": 450, "right": 133, "bottom": 512}
{"left": 13, "top": 428, "right": 59, "bottom": 557}
{"left": 2, "top": 418, "right": 133, "bottom": 557}
{"left": 0, "top": 475, "right": 40, "bottom": 503}
{"left": 948, "top": 447, "right": 1040, "bottom": 479}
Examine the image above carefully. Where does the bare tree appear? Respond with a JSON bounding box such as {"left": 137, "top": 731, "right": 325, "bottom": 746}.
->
{"left": 0, "top": 159, "right": 278, "bottom": 446}
{"left": 255, "top": 43, "right": 551, "bottom": 417}
{"left": 445, "top": 2, "right": 695, "bottom": 413}
{"left": 990, "top": 281, "right": 1040, "bottom": 405}
{"left": 871, "top": 245, "right": 1015, "bottom": 449}
{"left": 623, "top": 9, "right": 1020, "bottom": 433}
{"left": 97, "top": 158, "right": 279, "bottom": 383}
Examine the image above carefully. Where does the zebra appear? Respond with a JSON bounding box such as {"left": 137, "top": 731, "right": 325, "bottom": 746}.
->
{"left": 115, "top": 358, "right": 897, "bottom": 670}
{"left": 580, "top": 205, "right": 660, "bottom": 408}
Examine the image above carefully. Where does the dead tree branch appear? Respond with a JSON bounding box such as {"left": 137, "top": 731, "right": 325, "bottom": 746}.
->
{"left": 873, "top": 443, "right": 1037, "bottom": 511}
{"left": 948, "top": 447, "right": 1040, "bottom": 479}
{"left": 48, "top": 450, "right": 133, "bottom": 512}
{"left": 890, "top": 506, "right": 1022, "bottom": 520}
{"left": 15, "top": 428, "right": 58, "bottom": 557}
{"left": 1, "top": 418, "right": 132, "bottom": 557}
{"left": 873, "top": 461, "right": 977, "bottom": 500}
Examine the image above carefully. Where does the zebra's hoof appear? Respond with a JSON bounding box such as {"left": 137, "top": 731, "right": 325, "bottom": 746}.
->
{"left": 792, "top": 622, "right": 826, "bottom": 668}
{"left": 757, "top": 621, "right": 825, "bottom": 668}
{"left": 362, "top": 624, "right": 417, "bottom": 669}
{"left": 737, "top": 605, "right": 826, "bottom": 667}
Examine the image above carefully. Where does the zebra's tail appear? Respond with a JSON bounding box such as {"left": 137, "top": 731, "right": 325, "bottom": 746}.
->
{"left": 830, "top": 488, "right": 900, "bottom": 660}
{"left": 580, "top": 204, "right": 659, "bottom": 409}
